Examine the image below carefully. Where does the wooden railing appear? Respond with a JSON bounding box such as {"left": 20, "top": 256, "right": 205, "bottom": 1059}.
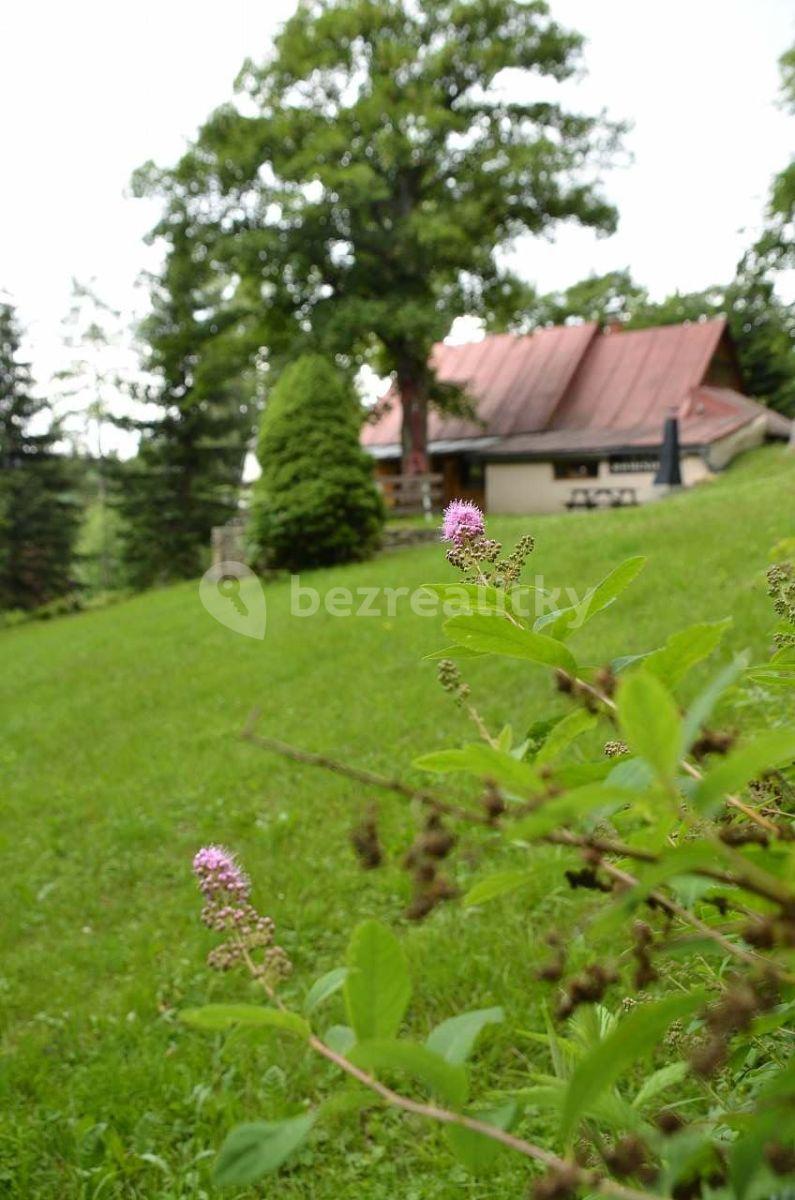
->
{"left": 377, "top": 473, "right": 445, "bottom": 517}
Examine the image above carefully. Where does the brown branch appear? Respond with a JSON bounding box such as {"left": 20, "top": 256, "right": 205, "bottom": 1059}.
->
{"left": 307, "top": 1033, "right": 662, "bottom": 1200}
{"left": 598, "top": 860, "right": 795, "bottom": 981}
{"left": 242, "top": 713, "right": 792, "bottom": 910}
{"left": 241, "top": 711, "right": 491, "bottom": 825}
{"left": 679, "top": 759, "right": 780, "bottom": 835}
{"left": 237, "top": 942, "right": 663, "bottom": 1200}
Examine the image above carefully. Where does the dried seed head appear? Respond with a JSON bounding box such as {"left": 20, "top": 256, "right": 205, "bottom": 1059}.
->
{"left": 765, "top": 1141, "right": 795, "bottom": 1176}
{"left": 655, "top": 1110, "right": 685, "bottom": 1136}
{"left": 420, "top": 829, "right": 457, "bottom": 860}
{"left": 604, "top": 1136, "right": 649, "bottom": 1179}
{"left": 691, "top": 728, "right": 736, "bottom": 761}
{"left": 350, "top": 808, "right": 383, "bottom": 870}
{"left": 530, "top": 1164, "right": 584, "bottom": 1200}
{"left": 594, "top": 666, "right": 617, "bottom": 698}
{"left": 564, "top": 867, "right": 612, "bottom": 893}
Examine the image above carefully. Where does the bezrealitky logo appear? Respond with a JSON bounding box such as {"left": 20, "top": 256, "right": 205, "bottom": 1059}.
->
{"left": 199, "top": 561, "right": 267, "bottom": 640}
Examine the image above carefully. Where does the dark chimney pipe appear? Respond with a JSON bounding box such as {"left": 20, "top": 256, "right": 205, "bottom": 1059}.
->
{"left": 654, "top": 416, "right": 682, "bottom": 486}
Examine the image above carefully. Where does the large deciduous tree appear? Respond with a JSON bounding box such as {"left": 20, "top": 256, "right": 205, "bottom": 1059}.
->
{"left": 137, "top": 0, "right": 622, "bottom": 473}
{"left": 511, "top": 269, "right": 646, "bottom": 330}
{"left": 0, "top": 300, "right": 79, "bottom": 610}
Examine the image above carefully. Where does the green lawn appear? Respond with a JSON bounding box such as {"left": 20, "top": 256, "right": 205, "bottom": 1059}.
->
{"left": 1, "top": 446, "right": 793, "bottom": 1198}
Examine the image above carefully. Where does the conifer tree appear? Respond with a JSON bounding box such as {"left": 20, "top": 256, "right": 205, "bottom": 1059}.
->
{"left": 0, "top": 300, "right": 80, "bottom": 610}
{"left": 113, "top": 219, "right": 258, "bottom": 588}
{"left": 251, "top": 355, "right": 384, "bottom": 572}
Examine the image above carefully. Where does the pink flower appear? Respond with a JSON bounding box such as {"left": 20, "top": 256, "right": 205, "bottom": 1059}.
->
{"left": 192, "top": 845, "right": 250, "bottom": 901}
{"left": 441, "top": 499, "right": 485, "bottom": 546}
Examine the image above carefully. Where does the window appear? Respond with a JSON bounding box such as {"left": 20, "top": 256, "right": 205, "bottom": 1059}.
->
{"left": 608, "top": 456, "right": 659, "bottom": 475}
{"left": 460, "top": 458, "right": 485, "bottom": 487}
{"left": 552, "top": 459, "right": 598, "bottom": 480}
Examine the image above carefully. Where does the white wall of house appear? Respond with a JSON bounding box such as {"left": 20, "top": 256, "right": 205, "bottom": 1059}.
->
{"left": 485, "top": 453, "right": 713, "bottom": 515}
{"left": 705, "top": 416, "right": 767, "bottom": 470}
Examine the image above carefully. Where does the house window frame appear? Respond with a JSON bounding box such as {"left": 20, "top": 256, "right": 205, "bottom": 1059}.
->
{"left": 608, "top": 455, "right": 660, "bottom": 475}
{"left": 552, "top": 459, "right": 599, "bottom": 480}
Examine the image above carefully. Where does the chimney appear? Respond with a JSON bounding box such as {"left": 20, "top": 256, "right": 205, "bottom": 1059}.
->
{"left": 654, "top": 416, "right": 683, "bottom": 487}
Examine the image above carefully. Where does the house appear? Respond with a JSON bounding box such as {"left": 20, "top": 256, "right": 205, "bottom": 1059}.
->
{"left": 361, "top": 318, "right": 791, "bottom": 513}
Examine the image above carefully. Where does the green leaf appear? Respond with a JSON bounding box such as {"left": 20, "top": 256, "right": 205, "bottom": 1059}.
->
{"left": 425, "top": 1007, "right": 504, "bottom": 1066}
{"left": 318, "top": 1089, "right": 375, "bottom": 1122}
{"left": 632, "top": 1060, "right": 688, "bottom": 1108}
{"left": 213, "top": 1113, "right": 316, "bottom": 1186}
{"left": 535, "top": 709, "right": 597, "bottom": 765}
{"left": 304, "top": 967, "right": 348, "bottom": 1015}
{"left": 180, "top": 1005, "right": 309, "bottom": 1039}
{"left": 536, "top": 556, "right": 646, "bottom": 640}
{"left": 322, "top": 1024, "right": 356, "bottom": 1055}
{"left": 422, "top": 582, "right": 534, "bottom": 621}
{"left": 496, "top": 724, "right": 513, "bottom": 752}
{"left": 414, "top": 744, "right": 540, "bottom": 794}
{"left": 513, "top": 1080, "right": 650, "bottom": 1134}
{"left": 463, "top": 870, "right": 534, "bottom": 907}
{"left": 682, "top": 652, "right": 750, "bottom": 749}
{"left": 513, "top": 784, "right": 634, "bottom": 840}
{"left": 423, "top": 644, "right": 486, "bottom": 662}
{"left": 348, "top": 1038, "right": 468, "bottom": 1107}
{"left": 612, "top": 651, "right": 650, "bottom": 674}
{"left": 692, "top": 729, "right": 795, "bottom": 815}
{"left": 344, "top": 920, "right": 411, "bottom": 1042}
{"left": 617, "top": 671, "right": 682, "bottom": 783}
{"left": 750, "top": 1000, "right": 795, "bottom": 1037}
{"left": 730, "top": 1102, "right": 795, "bottom": 1199}
{"left": 443, "top": 613, "right": 577, "bottom": 673}
{"left": 560, "top": 992, "right": 704, "bottom": 1139}
{"left": 444, "top": 1103, "right": 516, "bottom": 1174}
{"left": 644, "top": 619, "right": 731, "bottom": 689}
{"left": 606, "top": 756, "right": 654, "bottom": 791}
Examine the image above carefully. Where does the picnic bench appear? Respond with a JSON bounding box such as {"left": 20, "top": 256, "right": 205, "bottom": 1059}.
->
{"left": 377, "top": 473, "right": 444, "bottom": 518}
{"left": 566, "top": 486, "right": 638, "bottom": 511}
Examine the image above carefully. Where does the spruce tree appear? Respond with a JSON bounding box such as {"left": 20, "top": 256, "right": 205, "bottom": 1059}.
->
{"left": 251, "top": 355, "right": 384, "bottom": 572}
{"left": 0, "top": 300, "right": 79, "bottom": 610}
{"left": 113, "top": 218, "right": 258, "bottom": 588}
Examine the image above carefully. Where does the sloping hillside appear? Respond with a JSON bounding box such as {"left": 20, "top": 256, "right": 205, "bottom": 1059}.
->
{"left": 1, "top": 445, "right": 792, "bottom": 1198}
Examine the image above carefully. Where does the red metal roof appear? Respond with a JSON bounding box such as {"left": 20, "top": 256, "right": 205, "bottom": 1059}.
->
{"left": 549, "top": 319, "right": 726, "bottom": 433}
{"left": 361, "top": 317, "right": 791, "bottom": 456}
{"left": 361, "top": 322, "right": 597, "bottom": 446}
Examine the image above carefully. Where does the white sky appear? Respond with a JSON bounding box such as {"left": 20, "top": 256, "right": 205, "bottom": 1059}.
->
{"left": 1, "top": 0, "right": 793, "bottom": 450}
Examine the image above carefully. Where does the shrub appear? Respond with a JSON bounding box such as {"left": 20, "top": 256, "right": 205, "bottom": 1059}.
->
{"left": 250, "top": 355, "right": 385, "bottom": 571}
{"left": 184, "top": 506, "right": 795, "bottom": 1199}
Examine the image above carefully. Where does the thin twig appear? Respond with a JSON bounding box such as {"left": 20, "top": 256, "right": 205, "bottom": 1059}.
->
{"left": 243, "top": 715, "right": 793, "bottom": 910}
{"left": 680, "top": 759, "right": 780, "bottom": 835}
{"left": 241, "top": 712, "right": 491, "bottom": 826}
{"left": 307, "top": 1032, "right": 662, "bottom": 1200}
{"left": 237, "top": 947, "right": 664, "bottom": 1200}
{"left": 599, "top": 860, "right": 795, "bottom": 980}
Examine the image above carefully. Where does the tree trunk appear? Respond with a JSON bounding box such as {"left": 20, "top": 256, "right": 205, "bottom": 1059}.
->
{"left": 397, "top": 362, "right": 430, "bottom": 475}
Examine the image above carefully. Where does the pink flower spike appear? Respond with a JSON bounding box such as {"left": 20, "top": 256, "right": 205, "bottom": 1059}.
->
{"left": 441, "top": 499, "right": 485, "bottom": 546}
{"left": 192, "top": 845, "right": 250, "bottom": 901}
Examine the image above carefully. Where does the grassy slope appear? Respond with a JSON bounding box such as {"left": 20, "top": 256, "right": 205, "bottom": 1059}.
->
{"left": 0, "top": 446, "right": 792, "bottom": 1198}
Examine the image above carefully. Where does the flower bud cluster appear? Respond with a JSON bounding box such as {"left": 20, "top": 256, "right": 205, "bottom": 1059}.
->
{"left": 768, "top": 562, "right": 795, "bottom": 649}
{"left": 437, "top": 658, "right": 470, "bottom": 705}
{"left": 192, "top": 845, "right": 292, "bottom": 986}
